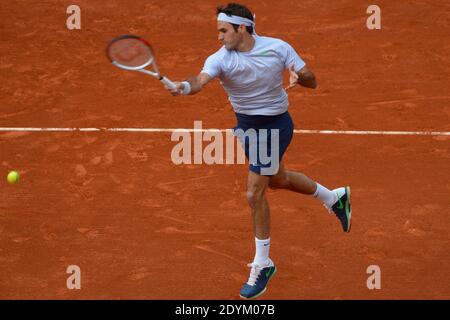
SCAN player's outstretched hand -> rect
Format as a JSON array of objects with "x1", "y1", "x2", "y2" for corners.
[
  {"x1": 166, "y1": 82, "x2": 184, "y2": 96},
  {"x1": 285, "y1": 65, "x2": 299, "y2": 91}
]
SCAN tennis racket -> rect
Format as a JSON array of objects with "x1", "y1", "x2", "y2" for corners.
[{"x1": 106, "y1": 35, "x2": 176, "y2": 90}]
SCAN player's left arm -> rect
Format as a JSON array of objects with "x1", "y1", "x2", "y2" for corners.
[{"x1": 287, "y1": 65, "x2": 317, "y2": 90}]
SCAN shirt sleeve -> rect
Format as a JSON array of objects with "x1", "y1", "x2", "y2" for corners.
[
  {"x1": 201, "y1": 53, "x2": 222, "y2": 79},
  {"x1": 282, "y1": 42, "x2": 306, "y2": 72}
]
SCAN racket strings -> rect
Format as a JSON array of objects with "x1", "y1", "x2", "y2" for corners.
[{"x1": 108, "y1": 38, "x2": 154, "y2": 69}]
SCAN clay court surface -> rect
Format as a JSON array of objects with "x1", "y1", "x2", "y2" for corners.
[{"x1": 1, "y1": 0, "x2": 449, "y2": 299}]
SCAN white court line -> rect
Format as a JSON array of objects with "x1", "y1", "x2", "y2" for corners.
[{"x1": 0, "y1": 127, "x2": 449, "y2": 136}]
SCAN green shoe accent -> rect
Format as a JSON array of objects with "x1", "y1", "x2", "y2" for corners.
[{"x1": 337, "y1": 196, "x2": 344, "y2": 209}]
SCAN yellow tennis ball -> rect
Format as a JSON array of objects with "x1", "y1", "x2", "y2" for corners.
[{"x1": 7, "y1": 171, "x2": 20, "y2": 184}]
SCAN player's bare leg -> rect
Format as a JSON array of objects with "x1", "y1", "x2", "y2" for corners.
[
  {"x1": 240, "y1": 171, "x2": 277, "y2": 299},
  {"x1": 269, "y1": 161, "x2": 352, "y2": 233},
  {"x1": 247, "y1": 171, "x2": 271, "y2": 239},
  {"x1": 268, "y1": 162, "x2": 316, "y2": 194}
]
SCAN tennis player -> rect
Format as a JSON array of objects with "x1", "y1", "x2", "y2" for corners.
[{"x1": 166, "y1": 3, "x2": 352, "y2": 299}]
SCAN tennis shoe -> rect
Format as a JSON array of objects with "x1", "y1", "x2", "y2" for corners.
[
  {"x1": 239, "y1": 258, "x2": 277, "y2": 299},
  {"x1": 324, "y1": 186, "x2": 352, "y2": 232}
]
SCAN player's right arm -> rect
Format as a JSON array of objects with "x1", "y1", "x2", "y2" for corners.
[
  {"x1": 167, "y1": 73, "x2": 212, "y2": 96},
  {"x1": 167, "y1": 50, "x2": 222, "y2": 96},
  {"x1": 296, "y1": 66, "x2": 317, "y2": 89}
]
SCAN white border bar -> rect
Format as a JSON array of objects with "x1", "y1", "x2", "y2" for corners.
[{"x1": 0, "y1": 127, "x2": 449, "y2": 136}]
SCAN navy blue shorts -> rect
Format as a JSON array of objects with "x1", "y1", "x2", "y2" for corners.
[{"x1": 233, "y1": 111, "x2": 294, "y2": 176}]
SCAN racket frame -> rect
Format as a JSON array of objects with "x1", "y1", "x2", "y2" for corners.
[{"x1": 106, "y1": 35, "x2": 176, "y2": 89}]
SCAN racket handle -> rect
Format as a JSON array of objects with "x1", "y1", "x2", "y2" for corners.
[{"x1": 160, "y1": 76, "x2": 177, "y2": 90}]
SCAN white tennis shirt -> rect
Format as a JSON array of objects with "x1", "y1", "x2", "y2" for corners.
[{"x1": 201, "y1": 36, "x2": 305, "y2": 116}]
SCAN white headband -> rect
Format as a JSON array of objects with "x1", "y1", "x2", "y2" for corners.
[{"x1": 217, "y1": 12, "x2": 256, "y2": 33}]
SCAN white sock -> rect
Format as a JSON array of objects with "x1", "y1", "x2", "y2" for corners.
[
  {"x1": 253, "y1": 237, "x2": 270, "y2": 266},
  {"x1": 313, "y1": 183, "x2": 337, "y2": 208}
]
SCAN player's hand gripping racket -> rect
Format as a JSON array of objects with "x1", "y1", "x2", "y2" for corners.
[{"x1": 106, "y1": 35, "x2": 176, "y2": 90}]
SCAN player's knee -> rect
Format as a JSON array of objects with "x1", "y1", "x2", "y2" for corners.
[{"x1": 246, "y1": 189, "x2": 264, "y2": 208}]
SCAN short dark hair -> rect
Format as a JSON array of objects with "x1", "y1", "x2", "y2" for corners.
[{"x1": 217, "y1": 3, "x2": 254, "y2": 34}]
